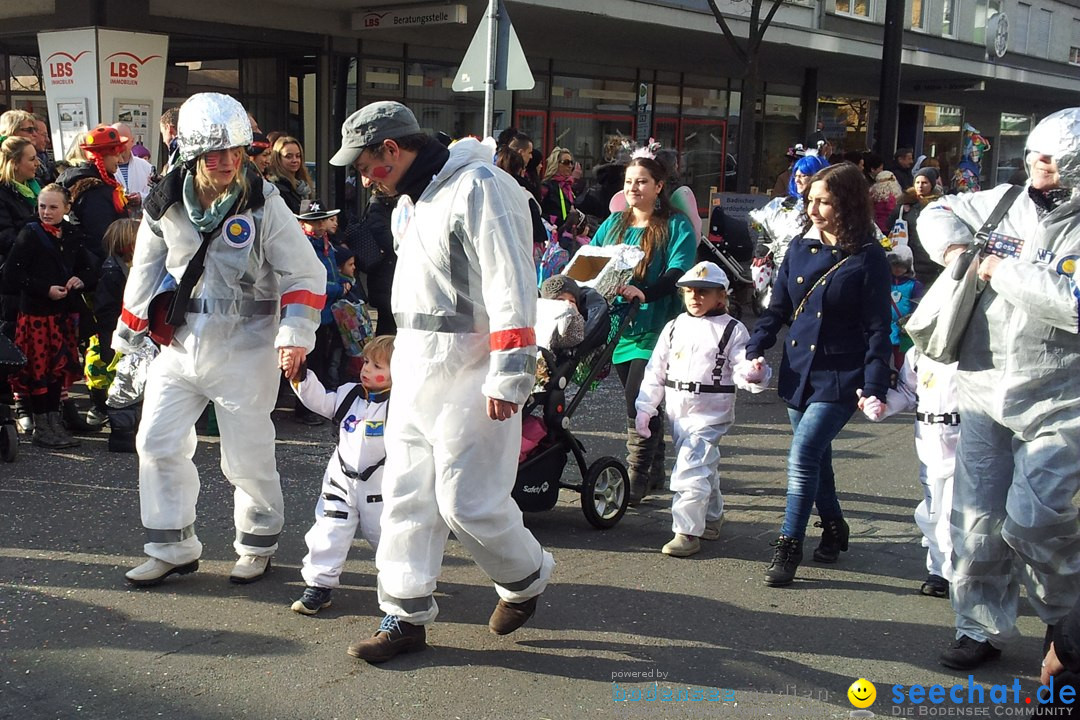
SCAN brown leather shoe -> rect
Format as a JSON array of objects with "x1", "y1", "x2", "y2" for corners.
[
  {"x1": 347, "y1": 615, "x2": 426, "y2": 663},
  {"x1": 488, "y1": 595, "x2": 539, "y2": 635}
]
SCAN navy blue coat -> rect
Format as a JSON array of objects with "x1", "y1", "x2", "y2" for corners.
[{"x1": 746, "y1": 232, "x2": 892, "y2": 411}]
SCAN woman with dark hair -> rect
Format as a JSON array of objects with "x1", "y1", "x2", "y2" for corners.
[
  {"x1": 590, "y1": 155, "x2": 698, "y2": 505},
  {"x1": 495, "y1": 146, "x2": 548, "y2": 248},
  {"x1": 744, "y1": 162, "x2": 892, "y2": 587},
  {"x1": 267, "y1": 136, "x2": 314, "y2": 214}
]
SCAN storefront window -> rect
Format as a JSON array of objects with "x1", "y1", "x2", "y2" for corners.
[
  {"x1": 818, "y1": 96, "x2": 874, "y2": 152},
  {"x1": 362, "y1": 60, "x2": 403, "y2": 96},
  {"x1": 923, "y1": 104, "x2": 964, "y2": 184},
  {"x1": 996, "y1": 113, "x2": 1033, "y2": 184},
  {"x1": 682, "y1": 85, "x2": 728, "y2": 118},
  {"x1": 911, "y1": 0, "x2": 926, "y2": 29},
  {"x1": 550, "y1": 75, "x2": 635, "y2": 113},
  {"x1": 179, "y1": 60, "x2": 239, "y2": 95},
  {"x1": 9, "y1": 55, "x2": 39, "y2": 92}
]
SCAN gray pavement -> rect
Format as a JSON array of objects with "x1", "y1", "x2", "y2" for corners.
[{"x1": 0, "y1": 363, "x2": 1063, "y2": 720}]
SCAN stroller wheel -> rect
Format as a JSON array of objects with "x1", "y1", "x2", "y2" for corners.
[
  {"x1": 581, "y1": 456, "x2": 629, "y2": 529},
  {"x1": 1, "y1": 423, "x2": 17, "y2": 462}
]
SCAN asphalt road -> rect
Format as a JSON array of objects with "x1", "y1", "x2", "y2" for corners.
[{"x1": 0, "y1": 347, "x2": 1065, "y2": 720}]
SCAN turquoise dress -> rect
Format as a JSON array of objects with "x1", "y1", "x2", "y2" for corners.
[{"x1": 590, "y1": 212, "x2": 698, "y2": 363}]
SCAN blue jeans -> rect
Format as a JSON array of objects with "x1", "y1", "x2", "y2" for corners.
[{"x1": 780, "y1": 402, "x2": 856, "y2": 540}]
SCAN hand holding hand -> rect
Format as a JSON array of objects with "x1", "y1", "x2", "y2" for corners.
[
  {"x1": 634, "y1": 411, "x2": 652, "y2": 439},
  {"x1": 857, "y1": 389, "x2": 885, "y2": 421},
  {"x1": 278, "y1": 346, "x2": 305, "y2": 381},
  {"x1": 487, "y1": 397, "x2": 519, "y2": 421},
  {"x1": 743, "y1": 357, "x2": 767, "y2": 383}
]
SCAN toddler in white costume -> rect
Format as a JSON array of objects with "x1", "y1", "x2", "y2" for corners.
[
  {"x1": 862, "y1": 346, "x2": 959, "y2": 597},
  {"x1": 290, "y1": 336, "x2": 394, "y2": 615},
  {"x1": 635, "y1": 261, "x2": 769, "y2": 557}
]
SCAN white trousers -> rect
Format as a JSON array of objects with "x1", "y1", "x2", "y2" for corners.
[
  {"x1": 670, "y1": 421, "x2": 729, "y2": 537},
  {"x1": 375, "y1": 331, "x2": 553, "y2": 625},
  {"x1": 912, "y1": 422, "x2": 959, "y2": 578},
  {"x1": 301, "y1": 464, "x2": 383, "y2": 588},
  {"x1": 136, "y1": 339, "x2": 282, "y2": 565}
]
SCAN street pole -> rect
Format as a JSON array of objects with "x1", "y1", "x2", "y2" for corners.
[
  {"x1": 483, "y1": 0, "x2": 497, "y2": 138},
  {"x1": 876, "y1": 0, "x2": 904, "y2": 156}
]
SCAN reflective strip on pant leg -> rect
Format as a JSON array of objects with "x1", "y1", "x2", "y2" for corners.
[
  {"x1": 324, "y1": 510, "x2": 349, "y2": 520},
  {"x1": 382, "y1": 593, "x2": 434, "y2": 615},
  {"x1": 146, "y1": 524, "x2": 195, "y2": 543},
  {"x1": 495, "y1": 565, "x2": 542, "y2": 593},
  {"x1": 238, "y1": 531, "x2": 280, "y2": 548}
]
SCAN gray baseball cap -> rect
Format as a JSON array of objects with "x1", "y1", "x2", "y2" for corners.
[{"x1": 330, "y1": 101, "x2": 423, "y2": 166}]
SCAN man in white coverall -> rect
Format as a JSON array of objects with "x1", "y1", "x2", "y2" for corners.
[
  {"x1": 114, "y1": 93, "x2": 327, "y2": 587},
  {"x1": 918, "y1": 108, "x2": 1080, "y2": 670},
  {"x1": 331, "y1": 101, "x2": 553, "y2": 664}
]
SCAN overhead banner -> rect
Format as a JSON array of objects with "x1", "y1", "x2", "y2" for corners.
[{"x1": 38, "y1": 28, "x2": 168, "y2": 163}]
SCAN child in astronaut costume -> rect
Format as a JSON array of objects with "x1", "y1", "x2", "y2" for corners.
[
  {"x1": 861, "y1": 347, "x2": 959, "y2": 598},
  {"x1": 114, "y1": 93, "x2": 327, "y2": 587},
  {"x1": 290, "y1": 336, "x2": 394, "y2": 615},
  {"x1": 634, "y1": 261, "x2": 769, "y2": 558}
]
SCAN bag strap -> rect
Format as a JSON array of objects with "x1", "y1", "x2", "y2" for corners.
[
  {"x1": 165, "y1": 229, "x2": 215, "y2": 326},
  {"x1": 333, "y1": 383, "x2": 367, "y2": 426},
  {"x1": 711, "y1": 318, "x2": 739, "y2": 383},
  {"x1": 949, "y1": 184, "x2": 1023, "y2": 281},
  {"x1": 792, "y1": 254, "x2": 853, "y2": 321}
]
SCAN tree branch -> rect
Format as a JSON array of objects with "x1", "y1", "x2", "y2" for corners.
[
  {"x1": 707, "y1": 0, "x2": 750, "y2": 68},
  {"x1": 752, "y1": 0, "x2": 787, "y2": 49}
]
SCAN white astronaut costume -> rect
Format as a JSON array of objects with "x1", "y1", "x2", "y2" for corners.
[
  {"x1": 114, "y1": 94, "x2": 326, "y2": 572},
  {"x1": 376, "y1": 137, "x2": 553, "y2": 625},
  {"x1": 872, "y1": 347, "x2": 960, "y2": 581},
  {"x1": 917, "y1": 108, "x2": 1080, "y2": 647},
  {"x1": 635, "y1": 263, "x2": 767, "y2": 538},
  {"x1": 292, "y1": 372, "x2": 387, "y2": 589}
]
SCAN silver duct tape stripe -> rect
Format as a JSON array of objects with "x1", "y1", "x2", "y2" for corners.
[
  {"x1": 282, "y1": 304, "x2": 321, "y2": 323},
  {"x1": 238, "y1": 532, "x2": 280, "y2": 548},
  {"x1": 187, "y1": 298, "x2": 277, "y2": 316},
  {"x1": 494, "y1": 565, "x2": 542, "y2": 592},
  {"x1": 383, "y1": 593, "x2": 434, "y2": 614},
  {"x1": 145, "y1": 524, "x2": 196, "y2": 543},
  {"x1": 490, "y1": 352, "x2": 537, "y2": 375},
  {"x1": 394, "y1": 312, "x2": 475, "y2": 333}
]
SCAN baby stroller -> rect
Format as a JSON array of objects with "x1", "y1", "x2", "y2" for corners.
[
  {"x1": 698, "y1": 205, "x2": 755, "y2": 319},
  {"x1": 0, "y1": 333, "x2": 26, "y2": 462},
  {"x1": 512, "y1": 291, "x2": 639, "y2": 529}
]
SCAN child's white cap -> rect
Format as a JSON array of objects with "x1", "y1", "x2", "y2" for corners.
[{"x1": 676, "y1": 261, "x2": 729, "y2": 290}]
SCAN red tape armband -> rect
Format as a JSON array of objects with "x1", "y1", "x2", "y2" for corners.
[
  {"x1": 490, "y1": 327, "x2": 536, "y2": 351},
  {"x1": 120, "y1": 306, "x2": 149, "y2": 332},
  {"x1": 281, "y1": 289, "x2": 326, "y2": 309}
]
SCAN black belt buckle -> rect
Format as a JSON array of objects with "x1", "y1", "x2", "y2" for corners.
[{"x1": 676, "y1": 380, "x2": 699, "y2": 393}]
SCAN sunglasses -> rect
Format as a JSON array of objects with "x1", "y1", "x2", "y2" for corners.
[
  {"x1": 18, "y1": 126, "x2": 36, "y2": 133},
  {"x1": 559, "y1": 158, "x2": 574, "y2": 166}
]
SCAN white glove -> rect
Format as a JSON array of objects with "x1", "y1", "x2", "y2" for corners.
[
  {"x1": 739, "y1": 357, "x2": 768, "y2": 384},
  {"x1": 635, "y1": 411, "x2": 652, "y2": 439},
  {"x1": 857, "y1": 389, "x2": 885, "y2": 422}
]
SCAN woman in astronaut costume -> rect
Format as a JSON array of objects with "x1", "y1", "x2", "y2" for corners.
[
  {"x1": 114, "y1": 93, "x2": 327, "y2": 587},
  {"x1": 917, "y1": 108, "x2": 1080, "y2": 669}
]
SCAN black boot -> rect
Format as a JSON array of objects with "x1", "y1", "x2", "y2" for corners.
[
  {"x1": 61, "y1": 398, "x2": 96, "y2": 433},
  {"x1": 626, "y1": 418, "x2": 651, "y2": 506},
  {"x1": 812, "y1": 516, "x2": 850, "y2": 563},
  {"x1": 764, "y1": 535, "x2": 803, "y2": 587}
]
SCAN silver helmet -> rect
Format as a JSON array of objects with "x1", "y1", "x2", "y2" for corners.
[
  {"x1": 1025, "y1": 107, "x2": 1080, "y2": 191},
  {"x1": 177, "y1": 93, "x2": 253, "y2": 163}
]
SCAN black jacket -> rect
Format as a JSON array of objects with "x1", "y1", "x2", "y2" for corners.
[
  {"x1": 270, "y1": 176, "x2": 304, "y2": 214},
  {"x1": 0, "y1": 182, "x2": 38, "y2": 323},
  {"x1": 2, "y1": 221, "x2": 97, "y2": 316},
  {"x1": 93, "y1": 255, "x2": 128, "y2": 363},
  {"x1": 58, "y1": 164, "x2": 127, "y2": 262}
]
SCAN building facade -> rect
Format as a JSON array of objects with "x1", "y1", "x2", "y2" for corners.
[{"x1": 0, "y1": 0, "x2": 1076, "y2": 210}]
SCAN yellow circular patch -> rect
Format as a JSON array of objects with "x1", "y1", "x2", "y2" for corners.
[{"x1": 848, "y1": 678, "x2": 876, "y2": 709}]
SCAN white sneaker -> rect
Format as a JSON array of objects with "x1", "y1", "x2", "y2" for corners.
[
  {"x1": 125, "y1": 557, "x2": 199, "y2": 587},
  {"x1": 701, "y1": 517, "x2": 724, "y2": 541},
  {"x1": 661, "y1": 534, "x2": 701, "y2": 557},
  {"x1": 229, "y1": 555, "x2": 272, "y2": 584}
]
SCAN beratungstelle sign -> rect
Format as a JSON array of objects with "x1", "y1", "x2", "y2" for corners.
[{"x1": 354, "y1": 4, "x2": 467, "y2": 30}]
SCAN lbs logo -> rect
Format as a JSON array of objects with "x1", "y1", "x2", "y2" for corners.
[
  {"x1": 45, "y1": 51, "x2": 91, "y2": 85},
  {"x1": 105, "y1": 52, "x2": 162, "y2": 85}
]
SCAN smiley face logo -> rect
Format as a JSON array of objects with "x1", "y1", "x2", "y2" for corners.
[{"x1": 848, "y1": 678, "x2": 876, "y2": 709}]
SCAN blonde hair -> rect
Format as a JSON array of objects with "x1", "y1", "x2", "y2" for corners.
[
  {"x1": 363, "y1": 335, "x2": 395, "y2": 368},
  {"x1": 268, "y1": 136, "x2": 313, "y2": 191},
  {"x1": 0, "y1": 136, "x2": 35, "y2": 185},
  {"x1": 64, "y1": 132, "x2": 90, "y2": 166},
  {"x1": 0, "y1": 110, "x2": 36, "y2": 137},
  {"x1": 193, "y1": 148, "x2": 249, "y2": 205},
  {"x1": 543, "y1": 146, "x2": 572, "y2": 182},
  {"x1": 103, "y1": 217, "x2": 139, "y2": 259}
]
